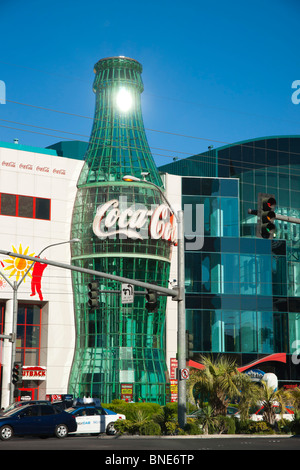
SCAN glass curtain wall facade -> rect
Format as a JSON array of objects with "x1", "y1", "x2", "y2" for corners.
[
  {"x1": 160, "y1": 136, "x2": 300, "y2": 386},
  {"x1": 69, "y1": 57, "x2": 172, "y2": 404}
]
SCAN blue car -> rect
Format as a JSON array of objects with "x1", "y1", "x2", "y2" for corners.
[{"x1": 0, "y1": 403, "x2": 77, "y2": 440}]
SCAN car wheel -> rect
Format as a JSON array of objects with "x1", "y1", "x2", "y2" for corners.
[
  {"x1": 54, "y1": 424, "x2": 68, "y2": 438},
  {"x1": 0, "y1": 425, "x2": 13, "y2": 441},
  {"x1": 106, "y1": 422, "x2": 117, "y2": 435}
]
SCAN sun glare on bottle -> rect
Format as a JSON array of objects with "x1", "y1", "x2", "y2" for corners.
[{"x1": 116, "y1": 87, "x2": 133, "y2": 112}]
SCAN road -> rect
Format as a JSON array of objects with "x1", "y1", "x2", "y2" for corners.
[{"x1": 0, "y1": 435, "x2": 299, "y2": 454}]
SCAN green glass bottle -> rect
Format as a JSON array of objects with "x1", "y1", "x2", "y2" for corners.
[{"x1": 69, "y1": 56, "x2": 172, "y2": 404}]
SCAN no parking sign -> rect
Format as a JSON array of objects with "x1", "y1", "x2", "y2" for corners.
[{"x1": 180, "y1": 368, "x2": 189, "y2": 380}]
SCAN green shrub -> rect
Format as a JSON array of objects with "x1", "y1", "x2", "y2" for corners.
[
  {"x1": 164, "y1": 421, "x2": 178, "y2": 435},
  {"x1": 139, "y1": 421, "x2": 161, "y2": 435},
  {"x1": 235, "y1": 418, "x2": 252, "y2": 434},
  {"x1": 184, "y1": 420, "x2": 202, "y2": 435},
  {"x1": 114, "y1": 419, "x2": 136, "y2": 435},
  {"x1": 290, "y1": 412, "x2": 300, "y2": 435},
  {"x1": 276, "y1": 418, "x2": 292, "y2": 434},
  {"x1": 217, "y1": 415, "x2": 236, "y2": 434},
  {"x1": 103, "y1": 401, "x2": 161, "y2": 421},
  {"x1": 151, "y1": 403, "x2": 179, "y2": 435},
  {"x1": 163, "y1": 403, "x2": 178, "y2": 421},
  {"x1": 247, "y1": 421, "x2": 275, "y2": 434}
]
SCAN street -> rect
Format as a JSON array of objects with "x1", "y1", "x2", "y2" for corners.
[{"x1": 0, "y1": 435, "x2": 299, "y2": 454}]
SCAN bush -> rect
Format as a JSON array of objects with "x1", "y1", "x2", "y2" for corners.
[
  {"x1": 114, "y1": 417, "x2": 162, "y2": 435},
  {"x1": 184, "y1": 420, "x2": 202, "y2": 435},
  {"x1": 114, "y1": 419, "x2": 136, "y2": 435},
  {"x1": 290, "y1": 411, "x2": 300, "y2": 435},
  {"x1": 235, "y1": 418, "x2": 252, "y2": 434},
  {"x1": 216, "y1": 415, "x2": 236, "y2": 434},
  {"x1": 163, "y1": 402, "x2": 178, "y2": 421},
  {"x1": 103, "y1": 401, "x2": 161, "y2": 421},
  {"x1": 152, "y1": 403, "x2": 179, "y2": 435},
  {"x1": 139, "y1": 421, "x2": 161, "y2": 435},
  {"x1": 247, "y1": 421, "x2": 275, "y2": 434},
  {"x1": 164, "y1": 421, "x2": 178, "y2": 435},
  {"x1": 276, "y1": 418, "x2": 292, "y2": 434}
]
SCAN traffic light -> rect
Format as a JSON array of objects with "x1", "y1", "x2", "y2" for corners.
[
  {"x1": 12, "y1": 362, "x2": 21, "y2": 384},
  {"x1": 145, "y1": 289, "x2": 158, "y2": 312},
  {"x1": 256, "y1": 193, "x2": 276, "y2": 239},
  {"x1": 87, "y1": 281, "x2": 99, "y2": 309},
  {"x1": 186, "y1": 330, "x2": 194, "y2": 360}
]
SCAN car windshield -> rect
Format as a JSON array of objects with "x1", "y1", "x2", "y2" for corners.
[{"x1": 1, "y1": 402, "x2": 26, "y2": 414}]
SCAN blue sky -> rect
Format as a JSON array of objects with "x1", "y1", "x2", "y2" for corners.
[{"x1": 0, "y1": 0, "x2": 299, "y2": 167}]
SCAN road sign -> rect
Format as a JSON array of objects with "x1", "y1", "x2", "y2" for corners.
[
  {"x1": 180, "y1": 368, "x2": 189, "y2": 380},
  {"x1": 121, "y1": 283, "x2": 134, "y2": 304}
]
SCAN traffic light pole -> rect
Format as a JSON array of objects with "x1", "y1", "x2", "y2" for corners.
[
  {"x1": 10, "y1": 282, "x2": 18, "y2": 403},
  {"x1": 0, "y1": 269, "x2": 17, "y2": 403},
  {"x1": 177, "y1": 210, "x2": 187, "y2": 429},
  {"x1": 248, "y1": 209, "x2": 300, "y2": 224},
  {"x1": 0, "y1": 243, "x2": 186, "y2": 422},
  {"x1": 0, "y1": 250, "x2": 178, "y2": 298}
]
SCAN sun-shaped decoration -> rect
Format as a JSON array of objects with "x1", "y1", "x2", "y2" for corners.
[{"x1": 3, "y1": 244, "x2": 35, "y2": 282}]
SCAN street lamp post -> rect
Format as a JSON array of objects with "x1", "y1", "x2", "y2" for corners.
[
  {"x1": 122, "y1": 175, "x2": 187, "y2": 428},
  {"x1": 0, "y1": 238, "x2": 80, "y2": 404}
]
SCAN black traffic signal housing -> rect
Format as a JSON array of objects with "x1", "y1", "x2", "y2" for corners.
[
  {"x1": 88, "y1": 281, "x2": 99, "y2": 309},
  {"x1": 12, "y1": 362, "x2": 21, "y2": 384},
  {"x1": 145, "y1": 289, "x2": 158, "y2": 312},
  {"x1": 256, "y1": 193, "x2": 276, "y2": 239},
  {"x1": 186, "y1": 330, "x2": 194, "y2": 360}
]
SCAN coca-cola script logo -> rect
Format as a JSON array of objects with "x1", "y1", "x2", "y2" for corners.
[
  {"x1": 2, "y1": 161, "x2": 16, "y2": 167},
  {"x1": 93, "y1": 199, "x2": 177, "y2": 243}
]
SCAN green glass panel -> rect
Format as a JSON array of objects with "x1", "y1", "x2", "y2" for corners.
[{"x1": 69, "y1": 57, "x2": 171, "y2": 404}]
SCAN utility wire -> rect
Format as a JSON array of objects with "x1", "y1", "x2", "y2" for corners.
[
  {"x1": 1, "y1": 120, "x2": 300, "y2": 178},
  {"x1": 6, "y1": 98, "x2": 297, "y2": 152}
]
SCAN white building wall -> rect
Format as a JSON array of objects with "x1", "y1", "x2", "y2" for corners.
[{"x1": 0, "y1": 145, "x2": 83, "y2": 407}]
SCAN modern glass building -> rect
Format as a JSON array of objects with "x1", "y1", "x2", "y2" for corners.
[
  {"x1": 69, "y1": 57, "x2": 173, "y2": 404},
  {"x1": 160, "y1": 136, "x2": 300, "y2": 387}
]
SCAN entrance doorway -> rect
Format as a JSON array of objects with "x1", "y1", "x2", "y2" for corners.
[{"x1": 17, "y1": 387, "x2": 37, "y2": 401}]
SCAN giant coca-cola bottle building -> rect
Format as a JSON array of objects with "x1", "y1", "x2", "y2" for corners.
[{"x1": 69, "y1": 56, "x2": 173, "y2": 404}]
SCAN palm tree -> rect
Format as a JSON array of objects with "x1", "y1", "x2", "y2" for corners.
[
  {"x1": 188, "y1": 355, "x2": 254, "y2": 416},
  {"x1": 258, "y1": 381, "x2": 290, "y2": 426},
  {"x1": 237, "y1": 376, "x2": 262, "y2": 421},
  {"x1": 284, "y1": 386, "x2": 300, "y2": 412},
  {"x1": 198, "y1": 404, "x2": 219, "y2": 434}
]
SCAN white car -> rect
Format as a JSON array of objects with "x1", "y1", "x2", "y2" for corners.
[
  {"x1": 66, "y1": 405, "x2": 126, "y2": 435},
  {"x1": 249, "y1": 405, "x2": 294, "y2": 422}
]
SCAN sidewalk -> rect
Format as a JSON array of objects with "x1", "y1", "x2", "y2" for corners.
[{"x1": 97, "y1": 433, "x2": 298, "y2": 439}]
